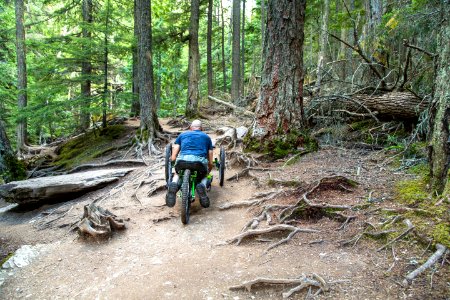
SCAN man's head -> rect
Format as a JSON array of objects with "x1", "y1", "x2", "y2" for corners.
[{"x1": 190, "y1": 119, "x2": 202, "y2": 130}]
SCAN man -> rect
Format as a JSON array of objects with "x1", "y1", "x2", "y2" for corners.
[{"x1": 166, "y1": 119, "x2": 213, "y2": 208}]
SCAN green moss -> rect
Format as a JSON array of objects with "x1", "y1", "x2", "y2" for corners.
[
  {"x1": 395, "y1": 178, "x2": 429, "y2": 205},
  {"x1": 244, "y1": 129, "x2": 318, "y2": 160},
  {"x1": 0, "y1": 252, "x2": 14, "y2": 266},
  {"x1": 432, "y1": 223, "x2": 450, "y2": 248},
  {"x1": 54, "y1": 125, "x2": 125, "y2": 169},
  {"x1": 1, "y1": 153, "x2": 26, "y2": 183}
]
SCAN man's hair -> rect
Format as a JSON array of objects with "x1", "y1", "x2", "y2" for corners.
[{"x1": 191, "y1": 119, "x2": 202, "y2": 128}]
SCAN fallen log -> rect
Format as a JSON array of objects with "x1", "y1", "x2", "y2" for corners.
[
  {"x1": 0, "y1": 168, "x2": 134, "y2": 206},
  {"x1": 208, "y1": 95, "x2": 255, "y2": 117},
  {"x1": 353, "y1": 92, "x2": 428, "y2": 119}
]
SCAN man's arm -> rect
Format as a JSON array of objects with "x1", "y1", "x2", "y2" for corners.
[
  {"x1": 171, "y1": 144, "x2": 180, "y2": 161},
  {"x1": 208, "y1": 149, "x2": 213, "y2": 172}
]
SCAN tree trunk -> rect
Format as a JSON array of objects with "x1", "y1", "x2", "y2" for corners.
[
  {"x1": 136, "y1": 0, "x2": 159, "y2": 136},
  {"x1": 0, "y1": 119, "x2": 25, "y2": 183},
  {"x1": 260, "y1": 0, "x2": 265, "y2": 60},
  {"x1": 429, "y1": 7, "x2": 450, "y2": 195},
  {"x1": 15, "y1": 0, "x2": 27, "y2": 152},
  {"x1": 185, "y1": 0, "x2": 200, "y2": 118},
  {"x1": 207, "y1": 0, "x2": 214, "y2": 96},
  {"x1": 231, "y1": 0, "x2": 241, "y2": 105},
  {"x1": 102, "y1": 0, "x2": 110, "y2": 129},
  {"x1": 80, "y1": 0, "x2": 93, "y2": 130},
  {"x1": 315, "y1": 0, "x2": 330, "y2": 93},
  {"x1": 241, "y1": 0, "x2": 246, "y2": 98},
  {"x1": 155, "y1": 51, "x2": 162, "y2": 109},
  {"x1": 252, "y1": 0, "x2": 306, "y2": 138},
  {"x1": 220, "y1": 0, "x2": 227, "y2": 93},
  {"x1": 131, "y1": 0, "x2": 140, "y2": 117}
]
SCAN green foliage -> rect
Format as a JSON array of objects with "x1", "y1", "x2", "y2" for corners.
[
  {"x1": 0, "y1": 153, "x2": 27, "y2": 183},
  {"x1": 54, "y1": 125, "x2": 125, "y2": 169},
  {"x1": 395, "y1": 178, "x2": 429, "y2": 205}
]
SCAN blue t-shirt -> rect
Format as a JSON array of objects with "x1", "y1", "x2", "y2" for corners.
[{"x1": 175, "y1": 130, "x2": 213, "y2": 158}]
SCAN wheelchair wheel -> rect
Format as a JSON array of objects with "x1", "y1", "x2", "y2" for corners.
[
  {"x1": 219, "y1": 146, "x2": 225, "y2": 187},
  {"x1": 181, "y1": 169, "x2": 191, "y2": 225},
  {"x1": 164, "y1": 143, "x2": 172, "y2": 185}
]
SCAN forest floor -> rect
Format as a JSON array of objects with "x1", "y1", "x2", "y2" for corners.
[{"x1": 0, "y1": 115, "x2": 448, "y2": 299}]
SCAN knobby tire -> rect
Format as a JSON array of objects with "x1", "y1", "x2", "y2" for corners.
[
  {"x1": 181, "y1": 169, "x2": 191, "y2": 224},
  {"x1": 165, "y1": 144, "x2": 172, "y2": 185},
  {"x1": 219, "y1": 146, "x2": 225, "y2": 187}
]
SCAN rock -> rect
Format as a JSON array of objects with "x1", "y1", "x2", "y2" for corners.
[{"x1": 0, "y1": 168, "x2": 134, "y2": 206}]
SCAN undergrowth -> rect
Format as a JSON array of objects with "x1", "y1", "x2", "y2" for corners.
[
  {"x1": 394, "y1": 162, "x2": 450, "y2": 248},
  {"x1": 53, "y1": 125, "x2": 126, "y2": 169}
]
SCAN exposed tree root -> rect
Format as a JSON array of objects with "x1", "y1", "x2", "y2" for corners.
[
  {"x1": 229, "y1": 273, "x2": 332, "y2": 299},
  {"x1": 76, "y1": 202, "x2": 126, "y2": 238},
  {"x1": 218, "y1": 190, "x2": 285, "y2": 210},
  {"x1": 227, "y1": 150, "x2": 259, "y2": 167},
  {"x1": 377, "y1": 219, "x2": 414, "y2": 252},
  {"x1": 227, "y1": 167, "x2": 274, "y2": 181},
  {"x1": 403, "y1": 243, "x2": 448, "y2": 286},
  {"x1": 226, "y1": 224, "x2": 319, "y2": 251}
]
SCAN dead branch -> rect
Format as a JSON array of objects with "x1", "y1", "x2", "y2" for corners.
[
  {"x1": 377, "y1": 219, "x2": 414, "y2": 252},
  {"x1": 402, "y1": 39, "x2": 437, "y2": 58},
  {"x1": 208, "y1": 95, "x2": 255, "y2": 117},
  {"x1": 403, "y1": 243, "x2": 448, "y2": 286}
]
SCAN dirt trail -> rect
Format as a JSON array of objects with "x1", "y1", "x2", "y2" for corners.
[{"x1": 0, "y1": 119, "x2": 447, "y2": 299}]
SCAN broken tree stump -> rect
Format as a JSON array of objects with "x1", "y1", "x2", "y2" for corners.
[{"x1": 77, "y1": 202, "x2": 126, "y2": 238}]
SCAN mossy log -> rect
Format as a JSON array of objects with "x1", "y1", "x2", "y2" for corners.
[{"x1": 0, "y1": 168, "x2": 134, "y2": 206}]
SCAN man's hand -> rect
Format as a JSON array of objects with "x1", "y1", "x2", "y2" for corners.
[{"x1": 208, "y1": 149, "x2": 214, "y2": 172}]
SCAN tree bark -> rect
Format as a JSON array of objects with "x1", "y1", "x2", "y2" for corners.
[
  {"x1": 185, "y1": 0, "x2": 200, "y2": 118},
  {"x1": 131, "y1": 0, "x2": 140, "y2": 117},
  {"x1": 207, "y1": 0, "x2": 214, "y2": 96},
  {"x1": 429, "y1": 6, "x2": 450, "y2": 195},
  {"x1": 0, "y1": 120, "x2": 23, "y2": 183},
  {"x1": 252, "y1": 0, "x2": 306, "y2": 138},
  {"x1": 231, "y1": 0, "x2": 241, "y2": 105},
  {"x1": 102, "y1": 0, "x2": 110, "y2": 129},
  {"x1": 136, "y1": 0, "x2": 159, "y2": 136},
  {"x1": 352, "y1": 92, "x2": 428, "y2": 120},
  {"x1": 260, "y1": 0, "x2": 265, "y2": 59},
  {"x1": 220, "y1": 0, "x2": 227, "y2": 93},
  {"x1": 80, "y1": 0, "x2": 93, "y2": 130},
  {"x1": 315, "y1": 0, "x2": 330, "y2": 93},
  {"x1": 241, "y1": 0, "x2": 246, "y2": 98},
  {"x1": 15, "y1": 0, "x2": 27, "y2": 152}
]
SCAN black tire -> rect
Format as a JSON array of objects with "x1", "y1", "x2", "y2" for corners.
[
  {"x1": 219, "y1": 146, "x2": 225, "y2": 187},
  {"x1": 165, "y1": 143, "x2": 172, "y2": 185},
  {"x1": 181, "y1": 169, "x2": 191, "y2": 224}
]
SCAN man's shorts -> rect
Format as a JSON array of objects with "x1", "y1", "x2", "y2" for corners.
[{"x1": 175, "y1": 154, "x2": 208, "y2": 181}]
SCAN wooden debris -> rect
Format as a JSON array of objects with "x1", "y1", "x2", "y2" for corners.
[
  {"x1": 77, "y1": 202, "x2": 126, "y2": 238},
  {"x1": 403, "y1": 243, "x2": 448, "y2": 286},
  {"x1": 229, "y1": 273, "x2": 333, "y2": 299}
]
